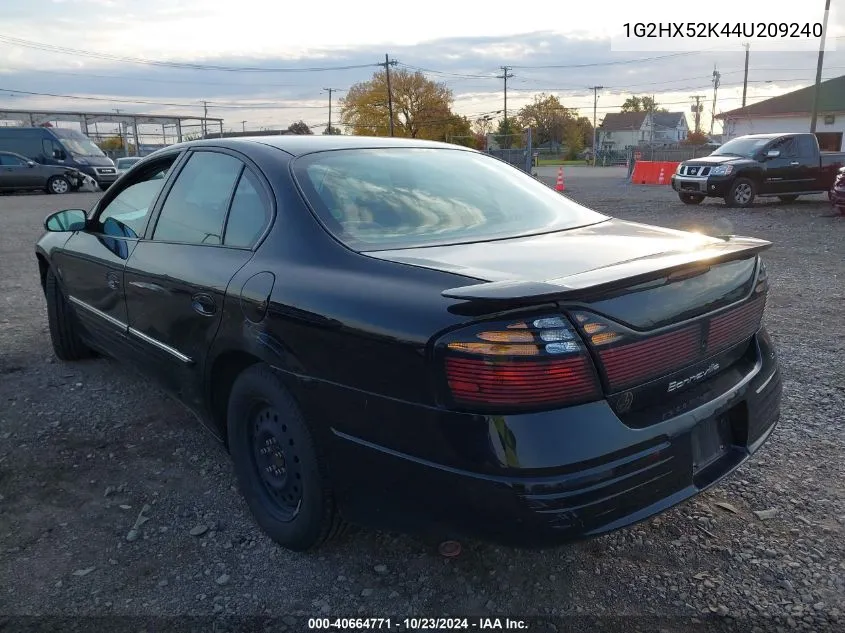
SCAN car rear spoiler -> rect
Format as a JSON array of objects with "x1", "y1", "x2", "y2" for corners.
[{"x1": 441, "y1": 236, "x2": 772, "y2": 302}]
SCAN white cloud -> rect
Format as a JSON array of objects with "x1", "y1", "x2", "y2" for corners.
[{"x1": 1, "y1": 1, "x2": 844, "y2": 136}]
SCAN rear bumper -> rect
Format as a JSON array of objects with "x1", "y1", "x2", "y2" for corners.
[
  {"x1": 320, "y1": 330, "x2": 781, "y2": 547},
  {"x1": 671, "y1": 174, "x2": 732, "y2": 197}
]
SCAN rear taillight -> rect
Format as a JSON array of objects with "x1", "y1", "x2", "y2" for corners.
[
  {"x1": 571, "y1": 259, "x2": 768, "y2": 392},
  {"x1": 571, "y1": 311, "x2": 702, "y2": 392},
  {"x1": 437, "y1": 314, "x2": 600, "y2": 411}
]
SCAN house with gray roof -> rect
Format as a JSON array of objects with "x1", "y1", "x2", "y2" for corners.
[{"x1": 597, "y1": 111, "x2": 689, "y2": 149}]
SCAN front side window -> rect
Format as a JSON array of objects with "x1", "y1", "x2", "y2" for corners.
[
  {"x1": 97, "y1": 156, "x2": 177, "y2": 238},
  {"x1": 292, "y1": 148, "x2": 607, "y2": 251},
  {"x1": 153, "y1": 151, "x2": 244, "y2": 245}
]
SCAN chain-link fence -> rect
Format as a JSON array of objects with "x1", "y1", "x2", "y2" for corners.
[{"x1": 486, "y1": 130, "x2": 534, "y2": 173}]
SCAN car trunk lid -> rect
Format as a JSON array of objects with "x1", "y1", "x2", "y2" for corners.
[{"x1": 368, "y1": 218, "x2": 771, "y2": 401}]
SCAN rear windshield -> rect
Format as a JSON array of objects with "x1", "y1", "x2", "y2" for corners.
[{"x1": 291, "y1": 148, "x2": 608, "y2": 251}]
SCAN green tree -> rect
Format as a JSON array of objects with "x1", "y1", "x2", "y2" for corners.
[
  {"x1": 515, "y1": 93, "x2": 576, "y2": 146},
  {"x1": 495, "y1": 118, "x2": 523, "y2": 149},
  {"x1": 322, "y1": 125, "x2": 342, "y2": 135},
  {"x1": 340, "y1": 69, "x2": 457, "y2": 139},
  {"x1": 621, "y1": 96, "x2": 668, "y2": 113},
  {"x1": 287, "y1": 120, "x2": 313, "y2": 135}
]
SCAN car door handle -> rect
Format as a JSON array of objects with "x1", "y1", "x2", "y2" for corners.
[
  {"x1": 191, "y1": 293, "x2": 217, "y2": 316},
  {"x1": 790, "y1": 161, "x2": 800, "y2": 166}
]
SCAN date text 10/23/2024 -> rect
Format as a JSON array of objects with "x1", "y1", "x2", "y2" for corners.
[{"x1": 308, "y1": 617, "x2": 529, "y2": 630}]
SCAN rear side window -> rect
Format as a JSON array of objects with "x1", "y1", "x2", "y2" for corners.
[
  {"x1": 153, "y1": 151, "x2": 243, "y2": 245},
  {"x1": 292, "y1": 148, "x2": 607, "y2": 251},
  {"x1": 224, "y1": 170, "x2": 270, "y2": 248},
  {"x1": 771, "y1": 137, "x2": 797, "y2": 157},
  {"x1": 797, "y1": 135, "x2": 817, "y2": 157}
]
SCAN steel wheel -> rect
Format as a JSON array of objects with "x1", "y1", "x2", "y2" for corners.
[{"x1": 249, "y1": 403, "x2": 303, "y2": 521}]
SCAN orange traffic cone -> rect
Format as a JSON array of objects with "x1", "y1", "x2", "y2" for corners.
[
  {"x1": 658, "y1": 166, "x2": 665, "y2": 185},
  {"x1": 555, "y1": 166, "x2": 565, "y2": 192}
]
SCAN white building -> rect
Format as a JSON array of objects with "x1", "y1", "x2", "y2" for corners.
[
  {"x1": 717, "y1": 75, "x2": 845, "y2": 151},
  {"x1": 596, "y1": 111, "x2": 689, "y2": 150}
]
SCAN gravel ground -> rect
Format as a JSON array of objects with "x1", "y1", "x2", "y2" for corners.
[{"x1": 0, "y1": 177, "x2": 843, "y2": 631}]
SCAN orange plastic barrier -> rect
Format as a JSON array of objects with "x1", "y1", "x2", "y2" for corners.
[{"x1": 630, "y1": 160, "x2": 681, "y2": 185}]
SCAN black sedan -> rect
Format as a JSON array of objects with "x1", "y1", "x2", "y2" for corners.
[
  {"x1": 1, "y1": 150, "x2": 84, "y2": 194},
  {"x1": 34, "y1": 136, "x2": 782, "y2": 551}
]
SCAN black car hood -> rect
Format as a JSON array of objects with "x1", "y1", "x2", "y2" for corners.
[
  {"x1": 365, "y1": 218, "x2": 726, "y2": 283},
  {"x1": 684, "y1": 154, "x2": 753, "y2": 166}
]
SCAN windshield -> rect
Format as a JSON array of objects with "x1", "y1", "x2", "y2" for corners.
[
  {"x1": 711, "y1": 137, "x2": 772, "y2": 158},
  {"x1": 52, "y1": 128, "x2": 106, "y2": 158},
  {"x1": 291, "y1": 148, "x2": 608, "y2": 251}
]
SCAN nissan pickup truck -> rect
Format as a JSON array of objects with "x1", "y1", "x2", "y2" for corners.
[{"x1": 671, "y1": 132, "x2": 845, "y2": 207}]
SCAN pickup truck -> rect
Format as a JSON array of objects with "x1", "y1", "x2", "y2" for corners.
[{"x1": 671, "y1": 132, "x2": 845, "y2": 207}]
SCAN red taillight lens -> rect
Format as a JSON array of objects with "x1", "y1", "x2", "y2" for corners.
[{"x1": 437, "y1": 314, "x2": 600, "y2": 411}]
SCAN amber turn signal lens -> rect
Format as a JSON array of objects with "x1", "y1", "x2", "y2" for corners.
[
  {"x1": 476, "y1": 331, "x2": 536, "y2": 343},
  {"x1": 446, "y1": 342, "x2": 541, "y2": 356}
]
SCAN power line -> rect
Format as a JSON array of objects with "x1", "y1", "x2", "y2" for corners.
[
  {"x1": 509, "y1": 50, "x2": 705, "y2": 69},
  {"x1": 0, "y1": 87, "x2": 327, "y2": 110},
  {"x1": 0, "y1": 34, "x2": 380, "y2": 73}
]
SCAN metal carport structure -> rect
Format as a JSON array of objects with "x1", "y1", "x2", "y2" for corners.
[{"x1": 0, "y1": 108, "x2": 225, "y2": 153}]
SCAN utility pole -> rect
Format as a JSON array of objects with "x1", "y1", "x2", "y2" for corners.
[
  {"x1": 710, "y1": 66, "x2": 721, "y2": 136},
  {"x1": 323, "y1": 88, "x2": 342, "y2": 134},
  {"x1": 379, "y1": 54, "x2": 398, "y2": 136},
  {"x1": 741, "y1": 43, "x2": 751, "y2": 108},
  {"x1": 691, "y1": 95, "x2": 705, "y2": 134},
  {"x1": 201, "y1": 100, "x2": 208, "y2": 138},
  {"x1": 649, "y1": 94, "x2": 656, "y2": 145},
  {"x1": 589, "y1": 86, "x2": 603, "y2": 166},
  {"x1": 497, "y1": 66, "x2": 514, "y2": 124},
  {"x1": 810, "y1": 0, "x2": 832, "y2": 133}
]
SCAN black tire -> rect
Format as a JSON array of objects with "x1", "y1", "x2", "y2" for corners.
[
  {"x1": 678, "y1": 192, "x2": 705, "y2": 205},
  {"x1": 226, "y1": 364, "x2": 345, "y2": 551},
  {"x1": 725, "y1": 177, "x2": 756, "y2": 208},
  {"x1": 45, "y1": 268, "x2": 92, "y2": 361},
  {"x1": 46, "y1": 176, "x2": 70, "y2": 195},
  {"x1": 778, "y1": 195, "x2": 799, "y2": 203}
]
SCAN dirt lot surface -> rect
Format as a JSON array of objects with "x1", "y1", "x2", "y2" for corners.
[{"x1": 1, "y1": 175, "x2": 843, "y2": 631}]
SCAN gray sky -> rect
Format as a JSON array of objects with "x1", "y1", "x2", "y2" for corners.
[{"x1": 1, "y1": 0, "x2": 843, "y2": 136}]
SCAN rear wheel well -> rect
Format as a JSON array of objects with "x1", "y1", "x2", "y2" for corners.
[{"x1": 209, "y1": 350, "x2": 262, "y2": 446}]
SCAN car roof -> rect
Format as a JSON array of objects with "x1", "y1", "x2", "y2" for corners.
[
  {"x1": 161, "y1": 135, "x2": 478, "y2": 158},
  {"x1": 737, "y1": 133, "x2": 794, "y2": 139}
]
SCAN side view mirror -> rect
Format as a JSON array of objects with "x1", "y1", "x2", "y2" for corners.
[
  {"x1": 765, "y1": 150, "x2": 780, "y2": 158},
  {"x1": 27, "y1": 160, "x2": 36, "y2": 168},
  {"x1": 44, "y1": 209, "x2": 88, "y2": 232},
  {"x1": 52, "y1": 149, "x2": 65, "y2": 160}
]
